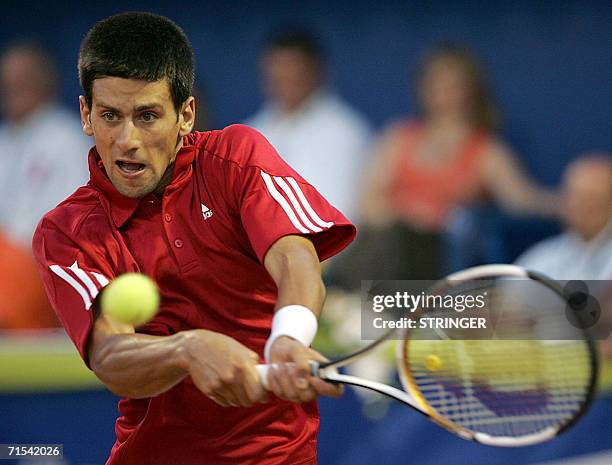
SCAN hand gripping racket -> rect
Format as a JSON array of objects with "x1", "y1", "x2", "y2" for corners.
[{"x1": 256, "y1": 264, "x2": 599, "y2": 447}]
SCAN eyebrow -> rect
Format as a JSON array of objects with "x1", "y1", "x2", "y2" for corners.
[
  {"x1": 95, "y1": 102, "x2": 164, "y2": 112},
  {"x1": 135, "y1": 103, "x2": 164, "y2": 112}
]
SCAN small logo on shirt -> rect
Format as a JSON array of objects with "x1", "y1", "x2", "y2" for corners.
[{"x1": 201, "y1": 203, "x2": 213, "y2": 220}]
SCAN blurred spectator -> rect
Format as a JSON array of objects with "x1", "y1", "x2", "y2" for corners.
[
  {"x1": 0, "y1": 41, "x2": 89, "y2": 247},
  {"x1": 340, "y1": 44, "x2": 557, "y2": 283},
  {"x1": 246, "y1": 28, "x2": 371, "y2": 222},
  {"x1": 0, "y1": 42, "x2": 86, "y2": 329},
  {"x1": 515, "y1": 154, "x2": 612, "y2": 279}
]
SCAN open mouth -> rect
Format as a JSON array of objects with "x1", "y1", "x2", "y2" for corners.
[{"x1": 116, "y1": 160, "x2": 146, "y2": 174}]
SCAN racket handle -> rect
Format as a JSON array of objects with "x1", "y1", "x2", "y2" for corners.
[
  {"x1": 255, "y1": 362, "x2": 321, "y2": 391},
  {"x1": 255, "y1": 364, "x2": 271, "y2": 390}
]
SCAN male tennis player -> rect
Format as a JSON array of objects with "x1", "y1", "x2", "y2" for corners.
[{"x1": 32, "y1": 12, "x2": 355, "y2": 465}]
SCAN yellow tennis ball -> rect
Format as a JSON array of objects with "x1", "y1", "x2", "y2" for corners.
[
  {"x1": 425, "y1": 354, "x2": 443, "y2": 371},
  {"x1": 101, "y1": 273, "x2": 160, "y2": 326}
]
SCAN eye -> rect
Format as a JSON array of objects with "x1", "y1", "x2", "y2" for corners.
[
  {"x1": 141, "y1": 111, "x2": 157, "y2": 122},
  {"x1": 102, "y1": 111, "x2": 117, "y2": 122}
]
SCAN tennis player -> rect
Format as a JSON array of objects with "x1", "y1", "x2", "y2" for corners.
[{"x1": 32, "y1": 12, "x2": 355, "y2": 465}]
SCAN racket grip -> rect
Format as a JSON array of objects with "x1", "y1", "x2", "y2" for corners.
[
  {"x1": 255, "y1": 362, "x2": 321, "y2": 391},
  {"x1": 255, "y1": 364, "x2": 270, "y2": 390}
]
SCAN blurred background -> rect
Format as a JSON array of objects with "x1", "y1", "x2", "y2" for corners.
[{"x1": 0, "y1": 1, "x2": 610, "y2": 464}]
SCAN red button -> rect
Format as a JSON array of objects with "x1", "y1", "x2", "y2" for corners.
[
  {"x1": 164, "y1": 213, "x2": 172, "y2": 222},
  {"x1": 174, "y1": 239, "x2": 184, "y2": 248}
]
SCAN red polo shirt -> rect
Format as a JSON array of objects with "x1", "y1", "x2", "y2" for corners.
[{"x1": 32, "y1": 125, "x2": 356, "y2": 465}]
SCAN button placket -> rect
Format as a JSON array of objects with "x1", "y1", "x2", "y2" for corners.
[{"x1": 162, "y1": 189, "x2": 199, "y2": 271}]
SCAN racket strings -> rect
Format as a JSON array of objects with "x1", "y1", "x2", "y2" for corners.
[{"x1": 404, "y1": 337, "x2": 592, "y2": 438}]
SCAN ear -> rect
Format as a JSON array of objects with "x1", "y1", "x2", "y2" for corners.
[
  {"x1": 178, "y1": 96, "x2": 196, "y2": 136},
  {"x1": 79, "y1": 96, "x2": 94, "y2": 137}
]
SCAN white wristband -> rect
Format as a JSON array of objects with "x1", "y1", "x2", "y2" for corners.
[{"x1": 264, "y1": 305, "x2": 318, "y2": 362}]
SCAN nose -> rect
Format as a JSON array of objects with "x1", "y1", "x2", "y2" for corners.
[{"x1": 116, "y1": 120, "x2": 140, "y2": 153}]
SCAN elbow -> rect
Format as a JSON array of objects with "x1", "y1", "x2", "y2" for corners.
[
  {"x1": 92, "y1": 366, "x2": 147, "y2": 399},
  {"x1": 100, "y1": 381, "x2": 134, "y2": 398},
  {"x1": 90, "y1": 349, "x2": 122, "y2": 396},
  {"x1": 89, "y1": 342, "x2": 110, "y2": 382},
  {"x1": 89, "y1": 343, "x2": 138, "y2": 398},
  {"x1": 106, "y1": 384, "x2": 154, "y2": 399}
]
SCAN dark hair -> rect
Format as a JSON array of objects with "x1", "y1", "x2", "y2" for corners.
[
  {"x1": 78, "y1": 12, "x2": 195, "y2": 112},
  {"x1": 416, "y1": 43, "x2": 499, "y2": 131},
  {"x1": 263, "y1": 27, "x2": 324, "y2": 66}
]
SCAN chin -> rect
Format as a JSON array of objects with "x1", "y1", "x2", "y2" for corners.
[
  {"x1": 113, "y1": 180, "x2": 155, "y2": 199},
  {"x1": 120, "y1": 189, "x2": 150, "y2": 199}
]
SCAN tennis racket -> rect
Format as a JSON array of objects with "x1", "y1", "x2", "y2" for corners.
[{"x1": 256, "y1": 264, "x2": 599, "y2": 447}]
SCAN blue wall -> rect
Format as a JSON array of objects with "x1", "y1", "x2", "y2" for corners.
[{"x1": 2, "y1": 0, "x2": 611, "y2": 184}]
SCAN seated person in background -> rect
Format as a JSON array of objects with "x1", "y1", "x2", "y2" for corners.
[
  {"x1": 246, "y1": 28, "x2": 371, "y2": 223},
  {"x1": 0, "y1": 41, "x2": 89, "y2": 247},
  {"x1": 356, "y1": 44, "x2": 557, "y2": 281},
  {"x1": 0, "y1": 42, "x2": 88, "y2": 329},
  {"x1": 515, "y1": 154, "x2": 612, "y2": 279}
]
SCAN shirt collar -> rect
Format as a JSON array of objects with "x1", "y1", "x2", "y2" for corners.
[
  {"x1": 88, "y1": 133, "x2": 198, "y2": 228},
  {"x1": 6, "y1": 101, "x2": 56, "y2": 133},
  {"x1": 585, "y1": 219, "x2": 612, "y2": 248},
  {"x1": 567, "y1": 219, "x2": 612, "y2": 249}
]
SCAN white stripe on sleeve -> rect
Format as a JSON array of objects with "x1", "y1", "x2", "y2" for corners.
[
  {"x1": 260, "y1": 171, "x2": 310, "y2": 234},
  {"x1": 92, "y1": 272, "x2": 110, "y2": 287},
  {"x1": 50, "y1": 264, "x2": 93, "y2": 310},
  {"x1": 69, "y1": 261, "x2": 100, "y2": 298},
  {"x1": 286, "y1": 177, "x2": 334, "y2": 229},
  {"x1": 273, "y1": 176, "x2": 323, "y2": 233}
]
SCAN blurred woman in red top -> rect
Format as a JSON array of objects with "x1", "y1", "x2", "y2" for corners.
[
  {"x1": 358, "y1": 45, "x2": 557, "y2": 279},
  {"x1": 0, "y1": 230, "x2": 57, "y2": 329}
]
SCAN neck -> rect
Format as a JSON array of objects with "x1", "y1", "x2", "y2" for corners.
[
  {"x1": 578, "y1": 220, "x2": 611, "y2": 243},
  {"x1": 427, "y1": 112, "x2": 471, "y2": 130},
  {"x1": 153, "y1": 136, "x2": 183, "y2": 198},
  {"x1": 153, "y1": 162, "x2": 175, "y2": 198},
  {"x1": 277, "y1": 88, "x2": 320, "y2": 115},
  {"x1": 8, "y1": 100, "x2": 51, "y2": 127},
  {"x1": 426, "y1": 114, "x2": 473, "y2": 140}
]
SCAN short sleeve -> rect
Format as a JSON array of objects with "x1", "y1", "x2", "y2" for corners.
[
  {"x1": 32, "y1": 218, "x2": 115, "y2": 364},
  {"x1": 235, "y1": 128, "x2": 357, "y2": 262}
]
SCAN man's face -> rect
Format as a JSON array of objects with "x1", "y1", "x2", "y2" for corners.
[
  {"x1": 419, "y1": 58, "x2": 472, "y2": 119},
  {"x1": 261, "y1": 48, "x2": 320, "y2": 112},
  {"x1": 0, "y1": 50, "x2": 51, "y2": 123},
  {"x1": 80, "y1": 77, "x2": 194, "y2": 198},
  {"x1": 562, "y1": 159, "x2": 612, "y2": 241}
]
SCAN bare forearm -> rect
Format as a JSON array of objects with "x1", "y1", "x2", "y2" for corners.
[
  {"x1": 264, "y1": 235, "x2": 325, "y2": 317},
  {"x1": 90, "y1": 327, "x2": 189, "y2": 398},
  {"x1": 262, "y1": 235, "x2": 344, "y2": 403},
  {"x1": 484, "y1": 144, "x2": 559, "y2": 217},
  {"x1": 495, "y1": 178, "x2": 558, "y2": 217},
  {"x1": 274, "y1": 258, "x2": 325, "y2": 316}
]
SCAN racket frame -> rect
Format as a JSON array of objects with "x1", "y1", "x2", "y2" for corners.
[{"x1": 316, "y1": 264, "x2": 599, "y2": 446}]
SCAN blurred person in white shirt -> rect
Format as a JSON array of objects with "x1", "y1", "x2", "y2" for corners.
[
  {"x1": 515, "y1": 154, "x2": 612, "y2": 280},
  {"x1": 246, "y1": 28, "x2": 371, "y2": 223},
  {"x1": 0, "y1": 42, "x2": 89, "y2": 246}
]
